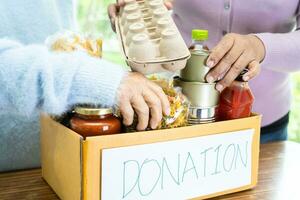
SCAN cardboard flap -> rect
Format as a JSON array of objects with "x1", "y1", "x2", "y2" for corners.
[{"x1": 41, "y1": 113, "x2": 82, "y2": 200}]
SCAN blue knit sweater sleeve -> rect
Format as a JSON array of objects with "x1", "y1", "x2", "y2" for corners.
[{"x1": 0, "y1": 38, "x2": 127, "y2": 116}]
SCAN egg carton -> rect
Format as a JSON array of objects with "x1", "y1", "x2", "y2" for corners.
[{"x1": 116, "y1": 0, "x2": 191, "y2": 74}]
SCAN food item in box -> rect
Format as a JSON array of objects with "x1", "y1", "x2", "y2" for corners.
[
  {"x1": 173, "y1": 76, "x2": 219, "y2": 124},
  {"x1": 70, "y1": 106, "x2": 121, "y2": 138},
  {"x1": 46, "y1": 31, "x2": 102, "y2": 58},
  {"x1": 124, "y1": 77, "x2": 189, "y2": 132},
  {"x1": 176, "y1": 29, "x2": 220, "y2": 124},
  {"x1": 218, "y1": 69, "x2": 254, "y2": 120}
]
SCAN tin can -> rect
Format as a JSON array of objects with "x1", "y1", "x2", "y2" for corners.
[{"x1": 173, "y1": 76, "x2": 220, "y2": 108}]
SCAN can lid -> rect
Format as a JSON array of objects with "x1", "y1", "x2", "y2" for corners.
[
  {"x1": 235, "y1": 68, "x2": 249, "y2": 82},
  {"x1": 74, "y1": 106, "x2": 113, "y2": 116},
  {"x1": 192, "y1": 29, "x2": 208, "y2": 41}
]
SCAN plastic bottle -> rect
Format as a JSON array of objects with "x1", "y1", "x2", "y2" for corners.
[
  {"x1": 180, "y1": 29, "x2": 210, "y2": 82},
  {"x1": 191, "y1": 29, "x2": 208, "y2": 51}
]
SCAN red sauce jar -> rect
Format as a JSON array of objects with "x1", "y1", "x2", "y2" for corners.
[
  {"x1": 70, "y1": 107, "x2": 121, "y2": 138},
  {"x1": 218, "y1": 71, "x2": 254, "y2": 120}
]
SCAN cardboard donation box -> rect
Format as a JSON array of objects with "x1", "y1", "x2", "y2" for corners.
[{"x1": 41, "y1": 113, "x2": 261, "y2": 200}]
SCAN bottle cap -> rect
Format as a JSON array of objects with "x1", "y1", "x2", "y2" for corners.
[{"x1": 192, "y1": 29, "x2": 208, "y2": 41}]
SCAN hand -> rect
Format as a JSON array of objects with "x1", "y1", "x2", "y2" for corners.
[
  {"x1": 108, "y1": 0, "x2": 173, "y2": 32},
  {"x1": 205, "y1": 33, "x2": 265, "y2": 92},
  {"x1": 108, "y1": 0, "x2": 125, "y2": 32},
  {"x1": 117, "y1": 72, "x2": 170, "y2": 131}
]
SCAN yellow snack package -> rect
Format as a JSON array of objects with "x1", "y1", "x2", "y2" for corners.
[
  {"x1": 46, "y1": 31, "x2": 102, "y2": 58},
  {"x1": 125, "y1": 77, "x2": 190, "y2": 132},
  {"x1": 151, "y1": 77, "x2": 190, "y2": 129}
]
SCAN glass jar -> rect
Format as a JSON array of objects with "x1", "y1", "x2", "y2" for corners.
[
  {"x1": 70, "y1": 107, "x2": 121, "y2": 138},
  {"x1": 218, "y1": 71, "x2": 254, "y2": 120}
]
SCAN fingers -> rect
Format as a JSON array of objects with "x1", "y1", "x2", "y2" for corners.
[
  {"x1": 216, "y1": 53, "x2": 254, "y2": 92},
  {"x1": 206, "y1": 34, "x2": 235, "y2": 68},
  {"x1": 108, "y1": 4, "x2": 118, "y2": 32},
  {"x1": 117, "y1": 72, "x2": 171, "y2": 131},
  {"x1": 108, "y1": 0, "x2": 125, "y2": 32},
  {"x1": 243, "y1": 60, "x2": 260, "y2": 81},
  {"x1": 117, "y1": 0, "x2": 125, "y2": 6},
  {"x1": 164, "y1": 1, "x2": 173, "y2": 10},
  {"x1": 119, "y1": 97, "x2": 134, "y2": 126},
  {"x1": 206, "y1": 44, "x2": 244, "y2": 83},
  {"x1": 143, "y1": 90, "x2": 163, "y2": 129},
  {"x1": 131, "y1": 96, "x2": 149, "y2": 131},
  {"x1": 148, "y1": 81, "x2": 170, "y2": 116}
]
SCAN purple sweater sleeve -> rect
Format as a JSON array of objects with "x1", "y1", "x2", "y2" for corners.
[{"x1": 255, "y1": 7, "x2": 300, "y2": 73}]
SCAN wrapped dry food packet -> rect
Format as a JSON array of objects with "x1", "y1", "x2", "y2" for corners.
[
  {"x1": 46, "y1": 31, "x2": 102, "y2": 58},
  {"x1": 124, "y1": 77, "x2": 190, "y2": 132}
]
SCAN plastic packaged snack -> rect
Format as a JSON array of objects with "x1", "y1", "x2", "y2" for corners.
[
  {"x1": 46, "y1": 31, "x2": 102, "y2": 58},
  {"x1": 124, "y1": 77, "x2": 190, "y2": 132}
]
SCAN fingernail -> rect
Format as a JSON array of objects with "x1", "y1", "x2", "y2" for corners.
[
  {"x1": 216, "y1": 84, "x2": 224, "y2": 92},
  {"x1": 137, "y1": 125, "x2": 145, "y2": 131},
  {"x1": 207, "y1": 60, "x2": 214, "y2": 68},
  {"x1": 123, "y1": 120, "x2": 130, "y2": 126},
  {"x1": 151, "y1": 123, "x2": 158, "y2": 130},
  {"x1": 206, "y1": 75, "x2": 215, "y2": 83},
  {"x1": 243, "y1": 76, "x2": 249, "y2": 81}
]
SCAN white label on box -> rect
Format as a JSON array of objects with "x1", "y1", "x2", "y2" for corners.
[{"x1": 102, "y1": 129, "x2": 254, "y2": 200}]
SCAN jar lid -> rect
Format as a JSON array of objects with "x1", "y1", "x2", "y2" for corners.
[
  {"x1": 74, "y1": 106, "x2": 113, "y2": 116},
  {"x1": 192, "y1": 29, "x2": 208, "y2": 41}
]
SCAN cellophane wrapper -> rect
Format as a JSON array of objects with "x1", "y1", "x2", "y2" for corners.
[
  {"x1": 45, "y1": 31, "x2": 102, "y2": 58},
  {"x1": 125, "y1": 77, "x2": 190, "y2": 132}
]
